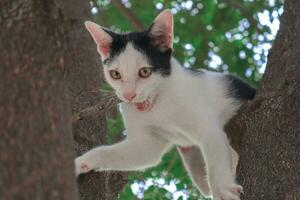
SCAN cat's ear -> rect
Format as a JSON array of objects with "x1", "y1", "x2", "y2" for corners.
[
  {"x1": 148, "y1": 9, "x2": 173, "y2": 51},
  {"x1": 85, "y1": 21, "x2": 113, "y2": 59}
]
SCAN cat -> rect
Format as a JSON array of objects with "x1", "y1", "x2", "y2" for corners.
[{"x1": 75, "y1": 9, "x2": 255, "y2": 200}]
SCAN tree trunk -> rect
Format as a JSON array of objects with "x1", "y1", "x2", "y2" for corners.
[
  {"x1": 228, "y1": 1, "x2": 300, "y2": 199},
  {"x1": 60, "y1": 1, "x2": 125, "y2": 200},
  {"x1": 0, "y1": 1, "x2": 77, "y2": 199},
  {"x1": 0, "y1": 1, "x2": 125, "y2": 200}
]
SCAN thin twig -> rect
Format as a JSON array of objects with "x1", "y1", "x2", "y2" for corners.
[{"x1": 72, "y1": 93, "x2": 121, "y2": 124}]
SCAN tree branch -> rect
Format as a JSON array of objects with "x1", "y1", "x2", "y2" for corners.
[{"x1": 110, "y1": 0, "x2": 144, "y2": 31}]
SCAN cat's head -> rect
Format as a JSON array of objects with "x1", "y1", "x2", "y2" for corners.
[{"x1": 85, "y1": 10, "x2": 173, "y2": 111}]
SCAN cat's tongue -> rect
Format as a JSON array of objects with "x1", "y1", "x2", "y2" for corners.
[{"x1": 135, "y1": 99, "x2": 150, "y2": 111}]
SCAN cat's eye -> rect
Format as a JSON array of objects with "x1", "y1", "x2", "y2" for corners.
[
  {"x1": 109, "y1": 70, "x2": 121, "y2": 80},
  {"x1": 139, "y1": 67, "x2": 152, "y2": 78}
]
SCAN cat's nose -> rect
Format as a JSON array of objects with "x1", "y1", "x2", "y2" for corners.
[{"x1": 123, "y1": 92, "x2": 136, "y2": 101}]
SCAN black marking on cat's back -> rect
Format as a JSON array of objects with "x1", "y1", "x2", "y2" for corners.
[
  {"x1": 225, "y1": 74, "x2": 256, "y2": 101},
  {"x1": 103, "y1": 29, "x2": 172, "y2": 76}
]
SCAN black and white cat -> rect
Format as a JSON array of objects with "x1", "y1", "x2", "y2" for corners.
[{"x1": 75, "y1": 10, "x2": 255, "y2": 200}]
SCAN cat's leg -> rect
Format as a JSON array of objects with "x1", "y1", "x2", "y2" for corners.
[
  {"x1": 191, "y1": 126, "x2": 243, "y2": 200},
  {"x1": 177, "y1": 146, "x2": 211, "y2": 198},
  {"x1": 75, "y1": 133, "x2": 171, "y2": 176}
]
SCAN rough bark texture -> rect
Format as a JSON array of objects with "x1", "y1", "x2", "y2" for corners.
[
  {"x1": 61, "y1": 1, "x2": 125, "y2": 200},
  {"x1": 227, "y1": 1, "x2": 300, "y2": 199},
  {"x1": 0, "y1": 1, "x2": 125, "y2": 200},
  {"x1": 0, "y1": 1, "x2": 77, "y2": 200}
]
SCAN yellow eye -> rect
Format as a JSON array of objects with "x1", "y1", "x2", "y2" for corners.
[
  {"x1": 139, "y1": 67, "x2": 152, "y2": 78},
  {"x1": 109, "y1": 70, "x2": 121, "y2": 80}
]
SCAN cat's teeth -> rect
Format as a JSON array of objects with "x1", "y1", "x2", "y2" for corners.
[
  {"x1": 134, "y1": 95, "x2": 157, "y2": 112},
  {"x1": 135, "y1": 99, "x2": 150, "y2": 111}
]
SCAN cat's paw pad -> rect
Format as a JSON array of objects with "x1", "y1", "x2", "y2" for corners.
[
  {"x1": 75, "y1": 157, "x2": 92, "y2": 176},
  {"x1": 214, "y1": 184, "x2": 243, "y2": 200},
  {"x1": 80, "y1": 163, "x2": 90, "y2": 173}
]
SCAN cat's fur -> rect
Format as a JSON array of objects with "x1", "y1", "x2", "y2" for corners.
[{"x1": 75, "y1": 10, "x2": 255, "y2": 200}]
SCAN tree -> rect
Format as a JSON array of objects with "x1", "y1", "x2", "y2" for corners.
[
  {"x1": 229, "y1": 0, "x2": 300, "y2": 199},
  {"x1": 0, "y1": 1, "x2": 77, "y2": 199},
  {"x1": 63, "y1": 1, "x2": 125, "y2": 199},
  {"x1": 0, "y1": 1, "x2": 124, "y2": 200}
]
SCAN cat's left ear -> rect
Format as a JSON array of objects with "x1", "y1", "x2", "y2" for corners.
[{"x1": 148, "y1": 9, "x2": 173, "y2": 51}]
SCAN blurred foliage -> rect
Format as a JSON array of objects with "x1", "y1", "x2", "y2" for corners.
[
  {"x1": 107, "y1": 112, "x2": 124, "y2": 144},
  {"x1": 90, "y1": 0, "x2": 283, "y2": 199}
]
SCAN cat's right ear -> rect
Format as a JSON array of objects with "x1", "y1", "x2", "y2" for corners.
[{"x1": 85, "y1": 21, "x2": 112, "y2": 60}]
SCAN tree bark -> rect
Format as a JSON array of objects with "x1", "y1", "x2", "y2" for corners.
[
  {"x1": 0, "y1": 1, "x2": 125, "y2": 200},
  {"x1": 0, "y1": 1, "x2": 77, "y2": 199},
  {"x1": 228, "y1": 1, "x2": 300, "y2": 199},
  {"x1": 60, "y1": 1, "x2": 125, "y2": 200}
]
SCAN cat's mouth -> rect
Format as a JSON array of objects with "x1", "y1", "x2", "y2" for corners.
[{"x1": 134, "y1": 95, "x2": 157, "y2": 112}]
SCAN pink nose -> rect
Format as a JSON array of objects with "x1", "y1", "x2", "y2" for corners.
[{"x1": 123, "y1": 93, "x2": 136, "y2": 101}]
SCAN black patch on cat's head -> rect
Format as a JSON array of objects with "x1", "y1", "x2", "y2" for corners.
[
  {"x1": 102, "y1": 29, "x2": 172, "y2": 76},
  {"x1": 225, "y1": 74, "x2": 256, "y2": 101}
]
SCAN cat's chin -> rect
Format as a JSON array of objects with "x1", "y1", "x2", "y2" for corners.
[{"x1": 134, "y1": 95, "x2": 158, "y2": 112}]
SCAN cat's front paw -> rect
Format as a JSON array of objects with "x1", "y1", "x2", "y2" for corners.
[
  {"x1": 75, "y1": 156, "x2": 92, "y2": 176},
  {"x1": 213, "y1": 184, "x2": 243, "y2": 200}
]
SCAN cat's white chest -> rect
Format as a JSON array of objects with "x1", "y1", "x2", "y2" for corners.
[{"x1": 121, "y1": 97, "x2": 197, "y2": 146}]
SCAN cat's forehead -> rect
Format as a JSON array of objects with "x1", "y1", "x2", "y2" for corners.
[
  {"x1": 103, "y1": 30, "x2": 172, "y2": 76},
  {"x1": 107, "y1": 42, "x2": 149, "y2": 68},
  {"x1": 102, "y1": 31, "x2": 147, "y2": 65}
]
